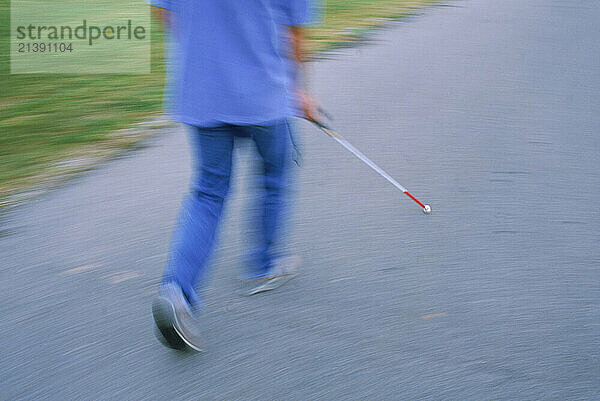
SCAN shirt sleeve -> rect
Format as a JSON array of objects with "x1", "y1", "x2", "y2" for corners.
[
  {"x1": 149, "y1": 0, "x2": 173, "y2": 10},
  {"x1": 277, "y1": 0, "x2": 318, "y2": 26}
]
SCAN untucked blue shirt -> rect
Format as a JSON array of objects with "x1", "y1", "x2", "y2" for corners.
[{"x1": 153, "y1": 0, "x2": 312, "y2": 126}]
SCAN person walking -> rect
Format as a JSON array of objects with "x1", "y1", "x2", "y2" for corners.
[{"x1": 150, "y1": 0, "x2": 319, "y2": 351}]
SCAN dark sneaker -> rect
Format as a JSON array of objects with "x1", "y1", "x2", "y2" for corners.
[
  {"x1": 153, "y1": 325, "x2": 186, "y2": 350},
  {"x1": 245, "y1": 255, "x2": 301, "y2": 296},
  {"x1": 152, "y1": 282, "x2": 203, "y2": 352}
]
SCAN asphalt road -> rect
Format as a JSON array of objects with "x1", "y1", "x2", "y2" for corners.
[{"x1": 2, "y1": 0, "x2": 599, "y2": 399}]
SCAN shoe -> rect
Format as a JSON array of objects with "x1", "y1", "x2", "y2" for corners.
[
  {"x1": 153, "y1": 325, "x2": 186, "y2": 350},
  {"x1": 152, "y1": 282, "x2": 203, "y2": 352},
  {"x1": 245, "y1": 255, "x2": 301, "y2": 296}
]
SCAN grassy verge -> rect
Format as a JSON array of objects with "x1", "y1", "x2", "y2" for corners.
[
  {"x1": 0, "y1": 0, "x2": 437, "y2": 206},
  {"x1": 307, "y1": 0, "x2": 437, "y2": 52}
]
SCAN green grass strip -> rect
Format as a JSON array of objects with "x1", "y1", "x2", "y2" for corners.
[{"x1": 0, "y1": 0, "x2": 437, "y2": 203}]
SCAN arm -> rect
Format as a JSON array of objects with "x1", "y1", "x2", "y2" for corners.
[
  {"x1": 288, "y1": 25, "x2": 306, "y2": 64},
  {"x1": 288, "y1": 25, "x2": 320, "y2": 122}
]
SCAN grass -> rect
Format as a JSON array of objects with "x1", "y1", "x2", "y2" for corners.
[
  {"x1": 307, "y1": 0, "x2": 436, "y2": 52},
  {"x1": 0, "y1": 0, "x2": 437, "y2": 205}
]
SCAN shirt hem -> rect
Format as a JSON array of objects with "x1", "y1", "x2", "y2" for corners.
[{"x1": 170, "y1": 113, "x2": 295, "y2": 128}]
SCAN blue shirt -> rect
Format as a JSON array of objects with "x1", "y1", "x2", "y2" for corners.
[{"x1": 153, "y1": 0, "x2": 312, "y2": 126}]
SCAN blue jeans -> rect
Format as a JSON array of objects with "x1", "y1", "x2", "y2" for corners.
[{"x1": 163, "y1": 120, "x2": 295, "y2": 306}]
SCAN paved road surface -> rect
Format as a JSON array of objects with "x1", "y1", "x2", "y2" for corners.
[{"x1": 2, "y1": 0, "x2": 599, "y2": 399}]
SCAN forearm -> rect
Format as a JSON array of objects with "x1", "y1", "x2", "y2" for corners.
[
  {"x1": 288, "y1": 26, "x2": 306, "y2": 63},
  {"x1": 288, "y1": 25, "x2": 308, "y2": 91},
  {"x1": 288, "y1": 26, "x2": 308, "y2": 108},
  {"x1": 288, "y1": 25, "x2": 320, "y2": 121}
]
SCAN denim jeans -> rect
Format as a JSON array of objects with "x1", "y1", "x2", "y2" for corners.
[{"x1": 163, "y1": 119, "x2": 295, "y2": 306}]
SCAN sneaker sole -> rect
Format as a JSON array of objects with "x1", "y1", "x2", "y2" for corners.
[
  {"x1": 246, "y1": 274, "x2": 296, "y2": 296},
  {"x1": 154, "y1": 325, "x2": 185, "y2": 350},
  {"x1": 152, "y1": 297, "x2": 203, "y2": 352}
]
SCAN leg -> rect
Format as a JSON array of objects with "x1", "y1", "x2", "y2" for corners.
[
  {"x1": 242, "y1": 119, "x2": 295, "y2": 278},
  {"x1": 163, "y1": 125, "x2": 234, "y2": 306}
]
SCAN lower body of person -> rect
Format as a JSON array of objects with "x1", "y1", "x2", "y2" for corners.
[{"x1": 152, "y1": 119, "x2": 299, "y2": 351}]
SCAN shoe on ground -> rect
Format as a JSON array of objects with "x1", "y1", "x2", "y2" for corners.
[
  {"x1": 245, "y1": 255, "x2": 301, "y2": 296},
  {"x1": 152, "y1": 282, "x2": 203, "y2": 352}
]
